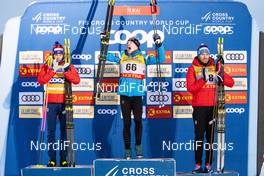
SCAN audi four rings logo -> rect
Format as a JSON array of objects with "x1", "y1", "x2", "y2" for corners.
[
  {"x1": 175, "y1": 81, "x2": 186, "y2": 88},
  {"x1": 225, "y1": 53, "x2": 245, "y2": 60},
  {"x1": 149, "y1": 95, "x2": 169, "y2": 102},
  {"x1": 21, "y1": 95, "x2": 41, "y2": 102},
  {"x1": 21, "y1": 82, "x2": 40, "y2": 88},
  {"x1": 77, "y1": 67, "x2": 92, "y2": 74}
]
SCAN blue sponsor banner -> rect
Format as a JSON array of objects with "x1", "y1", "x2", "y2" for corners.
[
  {"x1": 94, "y1": 159, "x2": 175, "y2": 176},
  {"x1": 3, "y1": 1, "x2": 251, "y2": 176}
]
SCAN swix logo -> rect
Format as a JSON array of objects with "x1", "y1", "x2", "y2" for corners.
[
  {"x1": 226, "y1": 108, "x2": 245, "y2": 114},
  {"x1": 21, "y1": 81, "x2": 40, "y2": 88},
  {"x1": 204, "y1": 26, "x2": 233, "y2": 35},
  {"x1": 32, "y1": 12, "x2": 42, "y2": 23},
  {"x1": 201, "y1": 12, "x2": 211, "y2": 22},
  {"x1": 109, "y1": 29, "x2": 164, "y2": 48}
]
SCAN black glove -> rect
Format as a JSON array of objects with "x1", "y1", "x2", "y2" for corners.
[
  {"x1": 202, "y1": 67, "x2": 207, "y2": 82},
  {"x1": 153, "y1": 33, "x2": 162, "y2": 47}
]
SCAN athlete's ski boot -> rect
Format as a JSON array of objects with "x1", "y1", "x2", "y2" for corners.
[
  {"x1": 124, "y1": 149, "x2": 131, "y2": 160},
  {"x1": 192, "y1": 163, "x2": 203, "y2": 174},
  {"x1": 135, "y1": 145, "x2": 143, "y2": 159},
  {"x1": 47, "y1": 160, "x2": 56, "y2": 167},
  {"x1": 204, "y1": 163, "x2": 213, "y2": 173}
]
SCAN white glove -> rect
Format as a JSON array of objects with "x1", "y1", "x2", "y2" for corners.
[{"x1": 52, "y1": 60, "x2": 59, "y2": 72}]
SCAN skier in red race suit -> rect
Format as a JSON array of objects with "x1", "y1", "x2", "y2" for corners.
[
  {"x1": 38, "y1": 41, "x2": 80, "y2": 167},
  {"x1": 186, "y1": 44, "x2": 234, "y2": 173}
]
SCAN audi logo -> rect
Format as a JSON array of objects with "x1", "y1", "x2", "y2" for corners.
[
  {"x1": 175, "y1": 81, "x2": 186, "y2": 88},
  {"x1": 225, "y1": 53, "x2": 245, "y2": 60},
  {"x1": 21, "y1": 95, "x2": 41, "y2": 102},
  {"x1": 77, "y1": 67, "x2": 92, "y2": 74},
  {"x1": 149, "y1": 94, "x2": 169, "y2": 102}
]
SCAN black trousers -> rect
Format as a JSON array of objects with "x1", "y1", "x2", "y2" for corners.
[
  {"x1": 193, "y1": 106, "x2": 215, "y2": 165},
  {"x1": 120, "y1": 95, "x2": 143, "y2": 150}
]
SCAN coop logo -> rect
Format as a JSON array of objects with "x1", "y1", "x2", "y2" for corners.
[
  {"x1": 226, "y1": 108, "x2": 245, "y2": 114},
  {"x1": 204, "y1": 26, "x2": 233, "y2": 35},
  {"x1": 224, "y1": 51, "x2": 247, "y2": 63},
  {"x1": 19, "y1": 92, "x2": 43, "y2": 105},
  {"x1": 110, "y1": 29, "x2": 164, "y2": 48},
  {"x1": 175, "y1": 67, "x2": 188, "y2": 73},
  {"x1": 31, "y1": 24, "x2": 65, "y2": 35},
  {"x1": 97, "y1": 109, "x2": 118, "y2": 115},
  {"x1": 21, "y1": 81, "x2": 40, "y2": 88},
  {"x1": 49, "y1": 77, "x2": 65, "y2": 84},
  {"x1": 72, "y1": 54, "x2": 92, "y2": 61},
  {"x1": 201, "y1": 12, "x2": 235, "y2": 23},
  {"x1": 147, "y1": 92, "x2": 171, "y2": 105},
  {"x1": 173, "y1": 78, "x2": 187, "y2": 91},
  {"x1": 75, "y1": 65, "x2": 94, "y2": 77}
]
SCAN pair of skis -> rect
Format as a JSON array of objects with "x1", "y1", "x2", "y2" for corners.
[
  {"x1": 38, "y1": 38, "x2": 75, "y2": 167},
  {"x1": 95, "y1": 0, "x2": 164, "y2": 108},
  {"x1": 210, "y1": 37, "x2": 226, "y2": 173},
  {"x1": 64, "y1": 38, "x2": 75, "y2": 167}
]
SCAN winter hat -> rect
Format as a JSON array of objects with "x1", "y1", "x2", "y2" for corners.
[
  {"x1": 127, "y1": 37, "x2": 140, "y2": 48},
  {"x1": 53, "y1": 41, "x2": 64, "y2": 55},
  {"x1": 197, "y1": 43, "x2": 210, "y2": 56}
]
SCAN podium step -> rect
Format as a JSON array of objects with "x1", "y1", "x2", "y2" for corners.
[
  {"x1": 21, "y1": 165, "x2": 92, "y2": 176},
  {"x1": 177, "y1": 171, "x2": 239, "y2": 176},
  {"x1": 93, "y1": 158, "x2": 176, "y2": 176}
]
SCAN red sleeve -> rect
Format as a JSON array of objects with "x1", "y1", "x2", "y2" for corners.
[
  {"x1": 64, "y1": 64, "x2": 81, "y2": 84},
  {"x1": 223, "y1": 72, "x2": 234, "y2": 88},
  {"x1": 37, "y1": 64, "x2": 56, "y2": 85},
  {"x1": 186, "y1": 66, "x2": 206, "y2": 93}
]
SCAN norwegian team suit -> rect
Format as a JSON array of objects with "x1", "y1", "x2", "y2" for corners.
[{"x1": 38, "y1": 63, "x2": 80, "y2": 164}]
